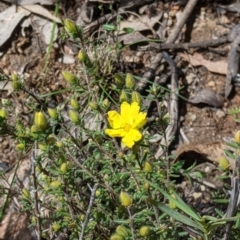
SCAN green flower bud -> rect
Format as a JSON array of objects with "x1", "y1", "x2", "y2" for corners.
[
  {"x1": 125, "y1": 73, "x2": 135, "y2": 89},
  {"x1": 70, "y1": 98, "x2": 79, "y2": 110},
  {"x1": 62, "y1": 71, "x2": 77, "y2": 85},
  {"x1": 69, "y1": 109, "x2": 79, "y2": 123},
  {"x1": 11, "y1": 73, "x2": 18, "y2": 81},
  {"x1": 34, "y1": 112, "x2": 48, "y2": 131},
  {"x1": 0, "y1": 108, "x2": 7, "y2": 119},
  {"x1": 55, "y1": 141, "x2": 64, "y2": 148},
  {"x1": 120, "y1": 191, "x2": 132, "y2": 207},
  {"x1": 219, "y1": 156, "x2": 229, "y2": 170},
  {"x1": 16, "y1": 143, "x2": 25, "y2": 151},
  {"x1": 31, "y1": 125, "x2": 38, "y2": 133},
  {"x1": 22, "y1": 188, "x2": 30, "y2": 200},
  {"x1": 89, "y1": 101, "x2": 98, "y2": 110},
  {"x1": 119, "y1": 90, "x2": 128, "y2": 103},
  {"x1": 139, "y1": 226, "x2": 150, "y2": 237},
  {"x1": 78, "y1": 50, "x2": 92, "y2": 68},
  {"x1": 60, "y1": 162, "x2": 68, "y2": 174},
  {"x1": 131, "y1": 91, "x2": 142, "y2": 105},
  {"x1": 235, "y1": 131, "x2": 240, "y2": 144},
  {"x1": 143, "y1": 161, "x2": 152, "y2": 173},
  {"x1": 116, "y1": 225, "x2": 129, "y2": 237},
  {"x1": 110, "y1": 234, "x2": 124, "y2": 240},
  {"x1": 38, "y1": 142, "x2": 47, "y2": 151},
  {"x1": 48, "y1": 108, "x2": 58, "y2": 120},
  {"x1": 12, "y1": 80, "x2": 21, "y2": 90},
  {"x1": 102, "y1": 98, "x2": 110, "y2": 109},
  {"x1": 114, "y1": 73, "x2": 125, "y2": 88},
  {"x1": 47, "y1": 134, "x2": 56, "y2": 145},
  {"x1": 50, "y1": 180, "x2": 61, "y2": 188},
  {"x1": 63, "y1": 19, "x2": 78, "y2": 34}
]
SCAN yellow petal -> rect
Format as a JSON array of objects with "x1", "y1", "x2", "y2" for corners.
[
  {"x1": 121, "y1": 101, "x2": 140, "y2": 125},
  {"x1": 122, "y1": 129, "x2": 142, "y2": 148},
  {"x1": 107, "y1": 111, "x2": 124, "y2": 129},
  {"x1": 105, "y1": 129, "x2": 125, "y2": 138},
  {"x1": 132, "y1": 112, "x2": 147, "y2": 129}
]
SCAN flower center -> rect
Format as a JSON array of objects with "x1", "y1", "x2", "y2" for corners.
[{"x1": 124, "y1": 123, "x2": 132, "y2": 132}]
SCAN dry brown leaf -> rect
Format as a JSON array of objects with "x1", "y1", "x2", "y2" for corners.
[{"x1": 178, "y1": 52, "x2": 227, "y2": 75}]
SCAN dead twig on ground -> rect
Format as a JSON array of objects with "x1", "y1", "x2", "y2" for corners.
[
  {"x1": 154, "y1": 1, "x2": 199, "y2": 159},
  {"x1": 225, "y1": 24, "x2": 240, "y2": 99}
]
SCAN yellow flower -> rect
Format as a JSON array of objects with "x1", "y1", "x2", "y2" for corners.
[{"x1": 105, "y1": 102, "x2": 147, "y2": 148}]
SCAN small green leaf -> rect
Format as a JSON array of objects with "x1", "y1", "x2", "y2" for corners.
[
  {"x1": 122, "y1": 27, "x2": 134, "y2": 33},
  {"x1": 102, "y1": 24, "x2": 116, "y2": 31},
  {"x1": 148, "y1": 199, "x2": 204, "y2": 232}
]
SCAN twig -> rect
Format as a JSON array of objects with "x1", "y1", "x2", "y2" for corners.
[
  {"x1": 139, "y1": 36, "x2": 229, "y2": 51},
  {"x1": 127, "y1": 206, "x2": 136, "y2": 240},
  {"x1": 32, "y1": 142, "x2": 42, "y2": 240},
  {"x1": 155, "y1": 52, "x2": 179, "y2": 162},
  {"x1": 225, "y1": 24, "x2": 240, "y2": 98},
  {"x1": 167, "y1": 0, "x2": 199, "y2": 43},
  {"x1": 79, "y1": 183, "x2": 98, "y2": 240}
]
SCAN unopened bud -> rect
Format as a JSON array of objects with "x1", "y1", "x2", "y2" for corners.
[
  {"x1": 31, "y1": 125, "x2": 38, "y2": 133},
  {"x1": 102, "y1": 98, "x2": 109, "y2": 109},
  {"x1": 110, "y1": 234, "x2": 124, "y2": 240},
  {"x1": 64, "y1": 19, "x2": 78, "y2": 34},
  {"x1": 69, "y1": 109, "x2": 79, "y2": 123},
  {"x1": 62, "y1": 71, "x2": 77, "y2": 85},
  {"x1": 143, "y1": 161, "x2": 152, "y2": 173},
  {"x1": 50, "y1": 181, "x2": 61, "y2": 188},
  {"x1": 11, "y1": 73, "x2": 18, "y2": 81},
  {"x1": 114, "y1": 73, "x2": 125, "y2": 88},
  {"x1": 56, "y1": 141, "x2": 64, "y2": 148},
  {"x1": 48, "y1": 108, "x2": 58, "y2": 120},
  {"x1": 219, "y1": 156, "x2": 229, "y2": 170},
  {"x1": 16, "y1": 143, "x2": 25, "y2": 151},
  {"x1": 235, "y1": 131, "x2": 240, "y2": 144},
  {"x1": 0, "y1": 108, "x2": 7, "y2": 119},
  {"x1": 125, "y1": 73, "x2": 135, "y2": 89},
  {"x1": 34, "y1": 112, "x2": 48, "y2": 131},
  {"x1": 120, "y1": 191, "x2": 132, "y2": 207},
  {"x1": 78, "y1": 50, "x2": 92, "y2": 68},
  {"x1": 60, "y1": 162, "x2": 68, "y2": 174},
  {"x1": 139, "y1": 226, "x2": 150, "y2": 237},
  {"x1": 38, "y1": 142, "x2": 47, "y2": 151},
  {"x1": 22, "y1": 188, "x2": 30, "y2": 200},
  {"x1": 70, "y1": 98, "x2": 79, "y2": 110},
  {"x1": 131, "y1": 91, "x2": 142, "y2": 105},
  {"x1": 89, "y1": 101, "x2": 98, "y2": 110},
  {"x1": 116, "y1": 225, "x2": 129, "y2": 237},
  {"x1": 119, "y1": 90, "x2": 128, "y2": 103},
  {"x1": 12, "y1": 80, "x2": 21, "y2": 90}
]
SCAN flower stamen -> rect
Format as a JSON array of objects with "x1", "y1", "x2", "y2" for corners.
[{"x1": 124, "y1": 123, "x2": 132, "y2": 132}]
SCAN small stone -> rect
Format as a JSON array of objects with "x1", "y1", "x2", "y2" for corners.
[
  {"x1": 186, "y1": 73, "x2": 196, "y2": 84},
  {"x1": 215, "y1": 109, "x2": 226, "y2": 118},
  {"x1": 192, "y1": 192, "x2": 202, "y2": 199},
  {"x1": 208, "y1": 81, "x2": 216, "y2": 88}
]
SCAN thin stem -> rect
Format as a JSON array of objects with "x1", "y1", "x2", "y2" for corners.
[
  {"x1": 127, "y1": 206, "x2": 136, "y2": 240},
  {"x1": 32, "y1": 142, "x2": 42, "y2": 240},
  {"x1": 79, "y1": 183, "x2": 98, "y2": 240}
]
